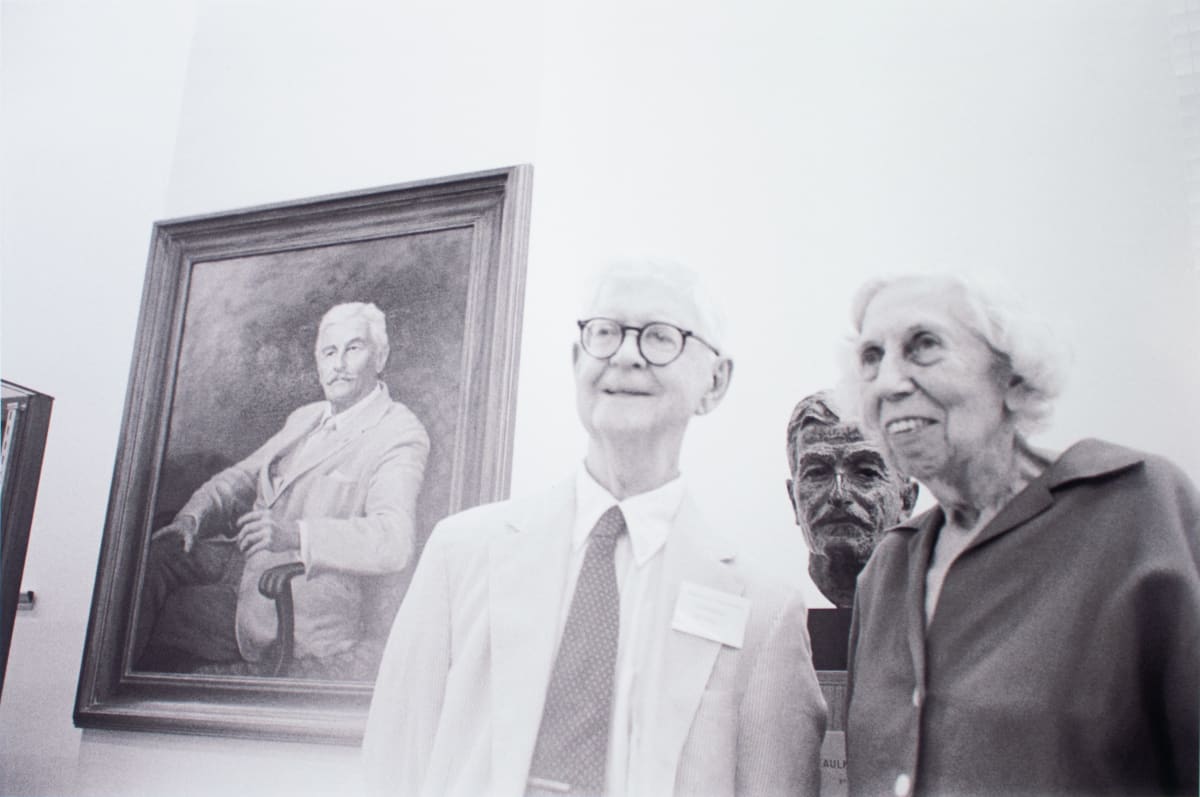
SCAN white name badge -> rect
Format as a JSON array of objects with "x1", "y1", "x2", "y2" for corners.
[{"x1": 670, "y1": 581, "x2": 751, "y2": 649}]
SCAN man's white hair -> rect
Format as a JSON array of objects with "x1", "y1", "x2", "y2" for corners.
[
  {"x1": 579, "y1": 259, "x2": 729, "y2": 355},
  {"x1": 317, "y1": 302, "x2": 389, "y2": 353},
  {"x1": 849, "y1": 273, "x2": 1065, "y2": 436}
]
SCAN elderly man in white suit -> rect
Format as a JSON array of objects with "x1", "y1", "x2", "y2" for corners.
[{"x1": 364, "y1": 262, "x2": 826, "y2": 797}]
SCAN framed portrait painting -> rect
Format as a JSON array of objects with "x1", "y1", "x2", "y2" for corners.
[{"x1": 75, "y1": 166, "x2": 532, "y2": 742}]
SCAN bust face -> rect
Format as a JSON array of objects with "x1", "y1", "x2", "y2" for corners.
[{"x1": 788, "y1": 421, "x2": 915, "y2": 608}]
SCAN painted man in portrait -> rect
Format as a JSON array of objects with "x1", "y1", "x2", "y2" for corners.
[{"x1": 133, "y1": 301, "x2": 429, "y2": 679}]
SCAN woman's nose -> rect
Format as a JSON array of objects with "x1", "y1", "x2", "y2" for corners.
[{"x1": 874, "y1": 351, "x2": 913, "y2": 399}]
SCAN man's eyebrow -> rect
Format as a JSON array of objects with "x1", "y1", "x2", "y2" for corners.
[
  {"x1": 798, "y1": 452, "x2": 834, "y2": 465},
  {"x1": 798, "y1": 413, "x2": 835, "y2": 430},
  {"x1": 320, "y1": 336, "x2": 368, "y2": 350},
  {"x1": 846, "y1": 450, "x2": 887, "y2": 467},
  {"x1": 856, "y1": 336, "x2": 880, "y2": 353}
]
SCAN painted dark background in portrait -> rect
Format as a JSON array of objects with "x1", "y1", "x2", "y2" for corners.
[{"x1": 141, "y1": 229, "x2": 472, "y2": 679}]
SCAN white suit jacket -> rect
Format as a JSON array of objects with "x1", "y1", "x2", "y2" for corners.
[
  {"x1": 176, "y1": 387, "x2": 429, "y2": 660},
  {"x1": 363, "y1": 479, "x2": 826, "y2": 797}
]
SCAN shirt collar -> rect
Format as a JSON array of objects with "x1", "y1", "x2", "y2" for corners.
[
  {"x1": 574, "y1": 463, "x2": 684, "y2": 566},
  {"x1": 315, "y1": 382, "x2": 386, "y2": 433}
]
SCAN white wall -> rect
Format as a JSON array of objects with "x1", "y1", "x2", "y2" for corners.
[
  {"x1": 2, "y1": 3, "x2": 200, "y2": 793},
  {"x1": 2, "y1": 1, "x2": 1197, "y2": 794}
]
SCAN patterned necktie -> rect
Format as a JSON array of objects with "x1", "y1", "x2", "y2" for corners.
[{"x1": 527, "y1": 505, "x2": 626, "y2": 796}]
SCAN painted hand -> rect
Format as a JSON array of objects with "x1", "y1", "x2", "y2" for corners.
[
  {"x1": 235, "y1": 510, "x2": 301, "y2": 558},
  {"x1": 151, "y1": 515, "x2": 200, "y2": 554}
]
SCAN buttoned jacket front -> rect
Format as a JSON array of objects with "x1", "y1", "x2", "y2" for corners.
[
  {"x1": 846, "y1": 439, "x2": 1200, "y2": 797},
  {"x1": 176, "y1": 387, "x2": 429, "y2": 661},
  {"x1": 363, "y1": 478, "x2": 828, "y2": 797}
]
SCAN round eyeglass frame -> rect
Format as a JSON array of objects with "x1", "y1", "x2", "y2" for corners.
[{"x1": 577, "y1": 317, "x2": 721, "y2": 366}]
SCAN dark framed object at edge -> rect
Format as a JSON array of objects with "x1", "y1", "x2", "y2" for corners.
[
  {"x1": 1, "y1": 380, "x2": 54, "y2": 701},
  {"x1": 75, "y1": 166, "x2": 532, "y2": 743}
]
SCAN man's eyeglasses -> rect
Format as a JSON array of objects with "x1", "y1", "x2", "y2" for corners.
[{"x1": 577, "y1": 318, "x2": 720, "y2": 366}]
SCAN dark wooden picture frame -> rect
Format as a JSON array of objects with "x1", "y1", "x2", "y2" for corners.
[
  {"x1": 1, "y1": 380, "x2": 54, "y2": 702},
  {"x1": 75, "y1": 166, "x2": 532, "y2": 743}
]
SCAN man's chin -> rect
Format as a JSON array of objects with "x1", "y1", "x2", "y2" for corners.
[
  {"x1": 323, "y1": 384, "x2": 370, "y2": 408},
  {"x1": 813, "y1": 533, "x2": 876, "y2": 563},
  {"x1": 588, "y1": 408, "x2": 657, "y2": 435}
]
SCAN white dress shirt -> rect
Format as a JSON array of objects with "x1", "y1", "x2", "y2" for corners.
[{"x1": 561, "y1": 464, "x2": 684, "y2": 797}]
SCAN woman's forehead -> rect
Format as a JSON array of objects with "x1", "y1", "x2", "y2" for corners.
[{"x1": 860, "y1": 279, "x2": 971, "y2": 338}]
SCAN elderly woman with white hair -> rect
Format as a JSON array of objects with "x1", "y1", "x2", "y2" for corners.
[{"x1": 842, "y1": 275, "x2": 1199, "y2": 797}]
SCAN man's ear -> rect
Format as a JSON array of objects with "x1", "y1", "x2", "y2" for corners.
[
  {"x1": 786, "y1": 478, "x2": 799, "y2": 522},
  {"x1": 900, "y1": 478, "x2": 919, "y2": 516},
  {"x1": 696, "y1": 357, "x2": 733, "y2": 415},
  {"x1": 374, "y1": 345, "x2": 391, "y2": 375},
  {"x1": 572, "y1": 341, "x2": 581, "y2": 366}
]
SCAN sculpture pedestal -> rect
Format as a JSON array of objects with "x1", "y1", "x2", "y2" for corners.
[
  {"x1": 808, "y1": 607, "x2": 853, "y2": 672},
  {"x1": 808, "y1": 608, "x2": 853, "y2": 796}
]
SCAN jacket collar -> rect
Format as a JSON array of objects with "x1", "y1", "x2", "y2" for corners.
[
  {"x1": 1040, "y1": 437, "x2": 1144, "y2": 488},
  {"x1": 263, "y1": 387, "x2": 394, "y2": 504},
  {"x1": 887, "y1": 438, "x2": 1145, "y2": 541},
  {"x1": 884, "y1": 438, "x2": 1146, "y2": 691},
  {"x1": 321, "y1": 382, "x2": 393, "y2": 439}
]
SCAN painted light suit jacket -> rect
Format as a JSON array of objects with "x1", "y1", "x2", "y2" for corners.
[
  {"x1": 176, "y1": 386, "x2": 429, "y2": 661},
  {"x1": 363, "y1": 479, "x2": 827, "y2": 797},
  {"x1": 846, "y1": 439, "x2": 1200, "y2": 797}
]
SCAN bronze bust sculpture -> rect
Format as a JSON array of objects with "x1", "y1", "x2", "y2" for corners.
[{"x1": 786, "y1": 391, "x2": 917, "y2": 610}]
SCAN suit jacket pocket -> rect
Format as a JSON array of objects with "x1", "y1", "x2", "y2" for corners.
[
  {"x1": 297, "y1": 471, "x2": 363, "y2": 515},
  {"x1": 675, "y1": 689, "x2": 740, "y2": 797}
]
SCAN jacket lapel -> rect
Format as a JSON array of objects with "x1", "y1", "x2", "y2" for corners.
[
  {"x1": 902, "y1": 509, "x2": 940, "y2": 693},
  {"x1": 904, "y1": 489, "x2": 1055, "y2": 686},
  {"x1": 489, "y1": 481, "x2": 576, "y2": 797},
  {"x1": 646, "y1": 497, "x2": 743, "y2": 791},
  {"x1": 270, "y1": 390, "x2": 391, "y2": 502},
  {"x1": 905, "y1": 439, "x2": 1145, "y2": 686},
  {"x1": 255, "y1": 410, "x2": 321, "y2": 507},
  {"x1": 965, "y1": 484, "x2": 1053, "y2": 552},
  {"x1": 959, "y1": 438, "x2": 1143, "y2": 554}
]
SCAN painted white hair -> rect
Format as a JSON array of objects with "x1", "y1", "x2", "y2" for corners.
[
  {"x1": 317, "y1": 301, "x2": 390, "y2": 354},
  {"x1": 579, "y1": 258, "x2": 729, "y2": 355},
  {"x1": 849, "y1": 273, "x2": 1065, "y2": 436}
]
